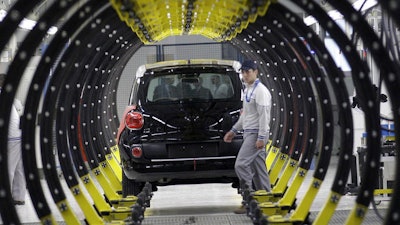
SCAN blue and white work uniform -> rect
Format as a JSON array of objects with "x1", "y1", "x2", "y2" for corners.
[{"x1": 231, "y1": 79, "x2": 272, "y2": 191}]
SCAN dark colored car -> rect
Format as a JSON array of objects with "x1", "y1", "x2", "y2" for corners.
[{"x1": 118, "y1": 59, "x2": 244, "y2": 196}]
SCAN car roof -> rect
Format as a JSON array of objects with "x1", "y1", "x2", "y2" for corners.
[{"x1": 135, "y1": 59, "x2": 241, "y2": 78}]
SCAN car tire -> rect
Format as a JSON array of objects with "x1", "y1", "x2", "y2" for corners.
[{"x1": 122, "y1": 171, "x2": 144, "y2": 197}]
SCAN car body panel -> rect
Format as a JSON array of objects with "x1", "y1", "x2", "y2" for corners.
[{"x1": 119, "y1": 59, "x2": 244, "y2": 186}]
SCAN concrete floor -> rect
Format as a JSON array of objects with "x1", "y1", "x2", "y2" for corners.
[{"x1": 1, "y1": 155, "x2": 391, "y2": 224}]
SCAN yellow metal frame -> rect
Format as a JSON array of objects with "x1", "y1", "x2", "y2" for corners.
[
  {"x1": 267, "y1": 177, "x2": 323, "y2": 224},
  {"x1": 91, "y1": 166, "x2": 122, "y2": 204},
  {"x1": 313, "y1": 191, "x2": 342, "y2": 225},
  {"x1": 110, "y1": 0, "x2": 273, "y2": 44},
  {"x1": 267, "y1": 215, "x2": 295, "y2": 225},
  {"x1": 374, "y1": 188, "x2": 393, "y2": 195},
  {"x1": 69, "y1": 184, "x2": 104, "y2": 224},
  {"x1": 80, "y1": 174, "x2": 113, "y2": 213},
  {"x1": 258, "y1": 168, "x2": 308, "y2": 216},
  {"x1": 107, "y1": 146, "x2": 122, "y2": 182},
  {"x1": 55, "y1": 200, "x2": 81, "y2": 224},
  {"x1": 39, "y1": 215, "x2": 58, "y2": 225},
  {"x1": 269, "y1": 152, "x2": 289, "y2": 185},
  {"x1": 253, "y1": 158, "x2": 298, "y2": 203},
  {"x1": 312, "y1": 188, "x2": 392, "y2": 224},
  {"x1": 110, "y1": 145, "x2": 121, "y2": 164},
  {"x1": 252, "y1": 190, "x2": 280, "y2": 203},
  {"x1": 78, "y1": 174, "x2": 136, "y2": 222},
  {"x1": 344, "y1": 203, "x2": 369, "y2": 225},
  {"x1": 99, "y1": 159, "x2": 122, "y2": 192},
  {"x1": 266, "y1": 145, "x2": 279, "y2": 171},
  {"x1": 290, "y1": 178, "x2": 323, "y2": 221},
  {"x1": 272, "y1": 158, "x2": 298, "y2": 194}
]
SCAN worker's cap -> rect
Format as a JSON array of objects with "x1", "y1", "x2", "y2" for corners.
[{"x1": 240, "y1": 60, "x2": 258, "y2": 71}]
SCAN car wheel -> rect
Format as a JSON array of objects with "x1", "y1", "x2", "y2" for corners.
[{"x1": 122, "y1": 171, "x2": 144, "y2": 197}]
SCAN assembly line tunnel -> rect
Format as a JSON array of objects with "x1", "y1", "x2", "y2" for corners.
[{"x1": 0, "y1": 0, "x2": 400, "y2": 224}]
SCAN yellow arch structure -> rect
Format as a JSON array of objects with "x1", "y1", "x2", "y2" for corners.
[{"x1": 110, "y1": 0, "x2": 275, "y2": 44}]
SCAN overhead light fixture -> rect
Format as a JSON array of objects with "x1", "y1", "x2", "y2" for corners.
[
  {"x1": 0, "y1": 9, "x2": 58, "y2": 35},
  {"x1": 303, "y1": 0, "x2": 378, "y2": 26}
]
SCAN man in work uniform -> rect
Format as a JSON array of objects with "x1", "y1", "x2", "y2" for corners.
[{"x1": 223, "y1": 60, "x2": 272, "y2": 214}]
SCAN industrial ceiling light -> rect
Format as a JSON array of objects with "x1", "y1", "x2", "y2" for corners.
[
  {"x1": 303, "y1": 0, "x2": 378, "y2": 26},
  {"x1": 0, "y1": 9, "x2": 58, "y2": 35}
]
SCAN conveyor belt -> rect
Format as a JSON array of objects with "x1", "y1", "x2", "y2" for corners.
[{"x1": 16, "y1": 209, "x2": 387, "y2": 225}]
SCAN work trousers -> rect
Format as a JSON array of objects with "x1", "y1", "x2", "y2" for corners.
[
  {"x1": 8, "y1": 140, "x2": 26, "y2": 202},
  {"x1": 235, "y1": 132, "x2": 271, "y2": 192}
]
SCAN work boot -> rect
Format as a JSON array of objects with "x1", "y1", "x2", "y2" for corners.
[{"x1": 233, "y1": 205, "x2": 247, "y2": 214}]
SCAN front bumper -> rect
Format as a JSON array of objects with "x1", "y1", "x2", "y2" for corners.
[
  {"x1": 123, "y1": 163, "x2": 237, "y2": 182},
  {"x1": 121, "y1": 139, "x2": 242, "y2": 182}
]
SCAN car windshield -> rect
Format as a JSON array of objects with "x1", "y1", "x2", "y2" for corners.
[{"x1": 147, "y1": 73, "x2": 234, "y2": 102}]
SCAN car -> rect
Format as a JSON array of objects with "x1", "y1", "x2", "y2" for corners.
[{"x1": 117, "y1": 59, "x2": 244, "y2": 196}]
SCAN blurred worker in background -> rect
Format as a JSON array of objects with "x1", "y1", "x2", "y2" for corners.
[
  {"x1": 211, "y1": 75, "x2": 229, "y2": 98},
  {"x1": 192, "y1": 76, "x2": 213, "y2": 99},
  {"x1": 0, "y1": 73, "x2": 26, "y2": 205},
  {"x1": 223, "y1": 60, "x2": 272, "y2": 214},
  {"x1": 153, "y1": 76, "x2": 178, "y2": 100}
]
